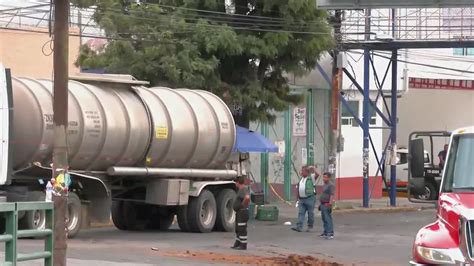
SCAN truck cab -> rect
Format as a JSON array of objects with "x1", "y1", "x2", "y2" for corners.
[{"x1": 410, "y1": 126, "x2": 474, "y2": 265}]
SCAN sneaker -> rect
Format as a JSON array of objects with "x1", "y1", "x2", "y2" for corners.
[
  {"x1": 325, "y1": 234, "x2": 334, "y2": 240},
  {"x1": 291, "y1": 227, "x2": 302, "y2": 232},
  {"x1": 306, "y1": 227, "x2": 313, "y2": 232},
  {"x1": 319, "y1": 233, "x2": 327, "y2": 238}
]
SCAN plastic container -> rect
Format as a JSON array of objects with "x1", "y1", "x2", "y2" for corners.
[
  {"x1": 45, "y1": 181, "x2": 53, "y2": 202},
  {"x1": 256, "y1": 205, "x2": 279, "y2": 221}
]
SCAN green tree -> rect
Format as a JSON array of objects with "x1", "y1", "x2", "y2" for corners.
[{"x1": 74, "y1": 0, "x2": 333, "y2": 125}]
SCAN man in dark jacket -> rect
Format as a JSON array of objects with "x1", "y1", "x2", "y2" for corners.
[{"x1": 232, "y1": 176, "x2": 250, "y2": 250}]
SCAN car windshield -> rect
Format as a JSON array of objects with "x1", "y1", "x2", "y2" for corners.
[{"x1": 443, "y1": 134, "x2": 474, "y2": 192}]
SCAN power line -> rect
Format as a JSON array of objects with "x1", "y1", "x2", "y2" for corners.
[
  {"x1": 96, "y1": 5, "x2": 328, "y2": 27},
  {"x1": 144, "y1": 2, "x2": 309, "y2": 23},
  {"x1": 76, "y1": 5, "x2": 333, "y2": 33},
  {"x1": 2, "y1": 10, "x2": 336, "y2": 36},
  {"x1": 0, "y1": 26, "x2": 182, "y2": 45}
]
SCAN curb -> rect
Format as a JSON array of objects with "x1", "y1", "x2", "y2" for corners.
[
  {"x1": 332, "y1": 206, "x2": 420, "y2": 214},
  {"x1": 90, "y1": 221, "x2": 114, "y2": 228},
  {"x1": 276, "y1": 205, "x2": 435, "y2": 220}
]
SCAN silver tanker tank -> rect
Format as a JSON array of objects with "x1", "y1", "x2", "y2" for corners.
[{"x1": 11, "y1": 77, "x2": 236, "y2": 172}]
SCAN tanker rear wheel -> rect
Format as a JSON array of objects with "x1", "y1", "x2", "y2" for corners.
[
  {"x1": 19, "y1": 191, "x2": 46, "y2": 231},
  {"x1": 111, "y1": 200, "x2": 127, "y2": 230},
  {"x1": 66, "y1": 192, "x2": 82, "y2": 238},
  {"x1": 177, "y1": 205, "x2": 190, "y2": 232},
  {"x1": 215, "y1": 189, "x2": 236, "y2": 232},
  {"x1": 122, "y1": 202, "x2": 148, "y2": 230},
  {"x1": 147, "y1": 206, "x2": 175, "y2": 231},
  {"x1": 187, "y1": 190, "x2": 217, "y2": 233}
]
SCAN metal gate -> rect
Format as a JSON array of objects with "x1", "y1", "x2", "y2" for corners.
[{"x1": 0, "y1": 202, "x2": 53, "y2": 266}]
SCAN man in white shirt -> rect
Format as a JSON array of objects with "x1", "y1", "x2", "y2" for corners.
[{"x1": 291, "y1": 165, "x2": 318, "y2": 232}]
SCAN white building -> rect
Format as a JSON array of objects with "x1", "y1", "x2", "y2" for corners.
[{"x1": 250, "y1": 7, "x2": 474, "y2": 201}]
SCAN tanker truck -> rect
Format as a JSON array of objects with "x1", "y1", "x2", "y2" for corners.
[{"x1": 0, "y1": 65, "x2": 247, "y2": 237}]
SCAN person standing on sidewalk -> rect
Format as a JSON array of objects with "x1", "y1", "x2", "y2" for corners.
[
  {"x1": 319, "y1": 172, "x2": 335, "y2": 239},
  {"x1": 292, "y1": 166, "x2": 317, "y2": 232},
  {"x1": 232, "y1": 176, "x2": 250, "y2": 250}
]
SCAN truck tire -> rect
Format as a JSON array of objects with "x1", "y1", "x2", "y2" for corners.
[
  {"x1": 111, "y1": 201, "x2": 127, "y2": 230},
  {"x1": 215, "y1": 189, "x2": 236, "y2": 232},
  {"x1": 177, "y1": 206, "x2": 190, "y2": 232},
  {"x1": 154, "y1": 214, "x2": 174, "y2": 231},
  {"x1": 187, "y1": 190, "x2": 217, "y2": 233},
  {"x1": 122, "y1": 202, "x2": 147, "y2": 230},
  {"x1": 19, "y1": 191, "x2": 46, "y2": 231},
  {"x1": 417, "y1": 181, "x2": 438, "y2": 201},
  {"x1": 147, "y1": 207, "x2": 175, "y2": 231},
  {"x1": 66, "y1": 192, "x2": 82, "y2": 238}
]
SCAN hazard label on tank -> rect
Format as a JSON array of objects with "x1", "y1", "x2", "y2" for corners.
[{"x1": 155, "y1": 126, "x2": 168, "y2": 139}]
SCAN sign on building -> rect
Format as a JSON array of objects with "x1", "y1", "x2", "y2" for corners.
[
  {"x1": 276, "y1": 140, "x2": 285, "y2": 157},
  {"x1": 293, "y1": 107, "x2": 306, "y2": 137}
]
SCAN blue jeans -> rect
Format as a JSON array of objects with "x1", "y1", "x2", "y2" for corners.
[
  {"x1": 296, "y1": 195, "x2": 315, "y2": 230},
  {"x1": 320, "y1": 204, "x2": 334, "y2": 234}
]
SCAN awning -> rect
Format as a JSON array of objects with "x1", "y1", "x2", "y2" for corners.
[{"x1": 233, "y1": 126, "x2": 278, "y2": 153}]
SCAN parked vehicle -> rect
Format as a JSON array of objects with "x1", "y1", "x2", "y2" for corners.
[
  {"x1": 409, "y1": 126, "x2": 474, "y2": 265},
  {"x1": 384, "y1": 148, "x2": 440, "y2": 199},
  {"x1": 0, "y1": 65, "x2": 248, "y2": 237},
  {"x1": 405, "y1": 131, "x2": 450, "y2": 201}
]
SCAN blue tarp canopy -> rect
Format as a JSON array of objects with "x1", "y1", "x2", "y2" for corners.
[{"x1": 233, "y1": 126, "x2": 278, "y2": 153}]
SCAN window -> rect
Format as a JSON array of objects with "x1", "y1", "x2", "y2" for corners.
[
  {"x1": 442, "y1": 135, "x2": 474, "y2": 192},
  {"x1": 341, "y1": 100, "x2": 359, "y2": 126},
  {"x1": 398, "y1": 153, "x2": 408, "y2": 165},
  {"x1": 424, "y1": 153, "x2": 430, "y2": 164}
]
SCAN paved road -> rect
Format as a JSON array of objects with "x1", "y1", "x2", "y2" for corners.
[{"x1": 8, "y1": 209, "x2": 435, "y2": 265}]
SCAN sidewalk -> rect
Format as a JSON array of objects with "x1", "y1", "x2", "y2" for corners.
[{"x1": 268, "y1": 197, "x2": 435, "y2": 219}]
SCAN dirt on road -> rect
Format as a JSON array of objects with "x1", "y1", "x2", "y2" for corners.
[{"x1": 154, "y1": 249, "x2": 342, "y2": 265}]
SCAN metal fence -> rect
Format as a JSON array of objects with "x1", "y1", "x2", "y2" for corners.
[{"x1": 0, "y1": 202, "x2": 53, "y2": 266}]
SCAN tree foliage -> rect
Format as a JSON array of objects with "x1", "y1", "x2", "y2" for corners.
[{"x1": 74, "y1": 0, "x2": 333, "y2": 125}]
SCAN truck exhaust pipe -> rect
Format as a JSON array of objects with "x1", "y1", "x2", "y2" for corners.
[{"x1": 107, "y1": 166, "x2": 238, "y2": 179}]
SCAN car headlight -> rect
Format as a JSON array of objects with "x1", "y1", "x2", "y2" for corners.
[{"x1": 417, "y1": 246, "x2": 455, "y2": 264}]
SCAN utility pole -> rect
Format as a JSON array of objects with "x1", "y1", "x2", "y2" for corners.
[
  {"x1": 362, "y1": 9, "x2": 371, "y2": 208},
  {"x1": 329, "y1": 10, "x2": 342, "y2": 176},
  {"x1": 52, "y1": 0, "x2": 69, "y2": 265}
]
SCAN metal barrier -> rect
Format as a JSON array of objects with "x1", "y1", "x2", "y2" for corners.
[{"x1": 0, "y1": 202, "x2": 53, "y2": 266}]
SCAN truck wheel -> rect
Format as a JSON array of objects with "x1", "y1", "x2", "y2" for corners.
[
  {"x1": 122, "y1": 202, "x2": 147, "y2": 230},
  {"x1": 66, "y1": 192, "x2": 82, "y2": 238},
  {"x1": 417, "y1": 181, "x2": 438, "y2": 200},
  {"x1": 187, "y1": 190, "x2": 217, "y2": 233},
  {"x1": 147, "y1": 207, "x2": 175, "y2": 231},
  {"x1": 215, "y1": 189, "x2": 236, "y2": 232},
  {"x1": 156, "y1": 214, "x2": 174, "y2": 231},
  {"x1": 111, "y1": 201, "x2": 127, "y2": 230},
  {"x1": 177, "y1": 206, "x2": 190, "y2": 232},
  {"x1": 19, "y1": 191, "x2": 46, "y2": 230}
]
